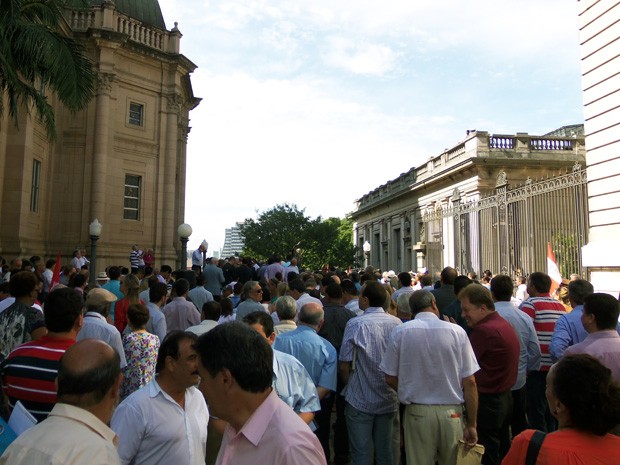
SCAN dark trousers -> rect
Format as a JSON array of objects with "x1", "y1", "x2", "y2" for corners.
[
  {"x1": 333, "y1": 393, "x2": 350, "y2": 464},
  {"x1": 315, "y1": 394, "x2": 334, "y2": 461},
  {"x1": 478, "y1": 390, "x2": 512, "y2": 465},
  {"x1": 526, "y1": 371, "x2": 557, "y2": 432},
  {"x1": 511, "y1": 386, "x2": 527, "y2": 438}
]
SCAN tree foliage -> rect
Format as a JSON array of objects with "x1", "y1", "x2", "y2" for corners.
[
  {"x1": 239, "y1": 204, "x2": 358, "y2": 270},
  {"x1": 0, "y1": 0, "x2": 96, "y2": 140}
]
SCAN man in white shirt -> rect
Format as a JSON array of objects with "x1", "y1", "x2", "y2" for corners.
[
  {"x1": 112, "y1": 331, "x2": 209, "y2": 465},
  {"x1": 288, "y1": 278, "x2": 323, "y2": 312},
  {"x1": 0, "y1": 339, "x2": 123, "y2": 465}
]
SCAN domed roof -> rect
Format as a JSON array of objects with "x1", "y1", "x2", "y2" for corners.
[{"x1": 85, "y1": 0, "x2": 166, "y2": 30}]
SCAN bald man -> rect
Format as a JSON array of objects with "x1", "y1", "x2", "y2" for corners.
[{"x1": 0, "y1": 340, "x2": 122, "y2": 464}]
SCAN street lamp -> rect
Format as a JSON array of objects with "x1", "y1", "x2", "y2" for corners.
[
  {"x1": 363, "y1": 240, "x2": 371, "y2": 269},
  {"x1": 89, "y1": 219, "x2": 102, "y2": 287},
  {"x1": 178, "y1": 223, "x2": 193, "y2": 270}
]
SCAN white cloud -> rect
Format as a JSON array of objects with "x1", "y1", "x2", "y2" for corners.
[{"x1": 323, "y1": 37, "x2": 399, "y2": 76}]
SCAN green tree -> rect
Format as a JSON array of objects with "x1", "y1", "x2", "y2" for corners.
[
  {"x1": 240, "y1": 204, "x2": 358, "y2": 270},
  {"x1": 0, "y1": 0, "x2": 96, "y2": 140}
]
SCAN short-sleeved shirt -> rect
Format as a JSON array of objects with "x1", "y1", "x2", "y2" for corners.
[
  {"x1": 380, "y1": 311, "x2": 479, "y2": 405},
  {"x1": 273, "y1": 350, "x2": 320, "y2": 414},
  {"x1": 340, "y1": 307, "x2": 401, "y2": 414},
  {"x1": 78, "y1": 312, "x2": 127, "y2": 368},
  {"x1": 565, "y1": 330, "x2": 620, "y2": 382},
  {"x1": 162, "y1": 297, "x2": 201, "y2": 332},
  {"x1": 273, "y1": 326, "x2": 337, "y2": 392},
  {"x1": 0, "y1": 301, "x2": 45, "y2": 361}
]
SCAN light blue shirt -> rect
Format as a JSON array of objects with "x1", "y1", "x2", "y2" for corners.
[
  {"x1": 273, "y1": 349, "x2": 320, "y2": 413},
  {"x1": 273, "y1": 325, "x2": 337, "y2": 392},
  {"x1": 102, "y1": 280, "x2": 123, "y2": 321},
  {"x1": 188, "y1": 286, "x2": 214, "y2": 314},
  {"x1": 145, "y1": 302, "x2": 167, "y2": 342},
  {"x1": 78, "y1": 312, "x2": 127, "y2": 368},
  {"x1": 235, "y1": 299, "x2": 266, "y2": 321},
  {"x1": 340, "y1": 307, "x2": 402, "y2": 414},
  {"x1": 495, "y1": 302, "x2": 541, "y2": 389}
]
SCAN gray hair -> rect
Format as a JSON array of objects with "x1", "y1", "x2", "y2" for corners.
[
  {"x1": 298, "y1": 303, "x2": 324, "y2": 327},
  {"x1": 275, "y1": 296, "x2": 297, "y2": 320},
  {"x1": 242, "y1": 281, "x2": 259, "y2": 299},
  {"x1": 409, "y1": 290, "x2": 435, "y2": 314},
  {"x1": 396, "y1": 292, "x2": 413, "y2": 316}
]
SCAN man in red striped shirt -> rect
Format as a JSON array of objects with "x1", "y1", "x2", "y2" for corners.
[
  {"x1": 519, "y1": 272, "x2": 566, "y2": 432},
  {"x1": 2, "y1": 287, "x2": 83, "y2": 422}
]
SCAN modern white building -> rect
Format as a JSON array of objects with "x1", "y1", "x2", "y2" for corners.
[{"x1": 221, "y1": 223, "x2": 244, "y2": 258}]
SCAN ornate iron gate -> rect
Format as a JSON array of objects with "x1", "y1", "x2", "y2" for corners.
[{"x1": 423, "y1": 163, "x2": 588, "y2": 277}]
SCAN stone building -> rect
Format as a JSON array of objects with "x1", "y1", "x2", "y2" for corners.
[
  {"x1": 350, "y1": 128, "x2": 587, "y2": 277},
  {"x1": 0, "y1": 0, "x2": 199, "y2": 271},
  {"x1": 577, "y1": 0, "x2": 620, "y2": 295}
]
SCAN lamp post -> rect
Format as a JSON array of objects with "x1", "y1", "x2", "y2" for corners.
[
  {"x1": 178, "y1": 223, "x2": 193, "y2": 270},
  {"x1": 363, "y1": 240, "x2": 371, "y2": 269},
  {"x1": 89, "y1": 219, "x2": 102, "y2": 287}
]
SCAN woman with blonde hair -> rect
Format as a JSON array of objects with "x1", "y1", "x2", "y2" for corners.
[{"x1": 114, "y1": 273, "x2": 143, "y2": 333}]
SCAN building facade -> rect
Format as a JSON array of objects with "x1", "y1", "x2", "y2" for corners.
[
  {"x1": 221, "y1": 223, "x2": 245, "y2": 258},
  {"x1": 350, "y1": 128, "x2": 587, "y2": 277},
  {"x1": 578, "y1": 0, "x2": 620, "y2": 295},
  {"x1": 0, "y1": 0, "x2": 199, "y2": 271}
]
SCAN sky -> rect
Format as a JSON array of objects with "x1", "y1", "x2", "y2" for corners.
[{"x1": 158, "y1": 0, "x2": 584, "y2": 253}]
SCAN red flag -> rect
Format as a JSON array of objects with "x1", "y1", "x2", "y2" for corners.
[
  {"x1": 50, "y1": 253, "x2": 61, "y2": 291},
  {"x1": 546, "y1": 243, "x2": 562, "y2": 294}
]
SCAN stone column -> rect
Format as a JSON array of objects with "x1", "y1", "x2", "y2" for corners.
[{"x1": 162, "y1": 95, "x2": 180, "y2": 262}]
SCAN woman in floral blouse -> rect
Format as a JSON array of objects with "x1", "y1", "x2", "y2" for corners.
[{"x1": 120, "y1": 303, "x2": 160, "y2": 399}]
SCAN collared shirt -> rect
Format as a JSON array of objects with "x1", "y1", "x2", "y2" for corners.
[
  {"x1": 273, "y1": 349, "x2": 320, "y2": 413},
  {"x1": 216, "y1": 389, "x2": 325, "y2": 465},
  {"x1": 145, "y1": 303, "x2": 167, "y2": 341},
  {"x1": 549, "y1": 305, "x2": 588, "y2": 362},
  {"x1": 318, "y1": 304, "x2": 356, "y2": 353},
  {"x1": 265, "y1": 262, "x2": 285, "y2": 281},
  {"x1": 77, "y1": 312, "x2": 127, "y2": 368},
  {"x1": 345, "y1": 299, "x2": 362, "y2": 316},
  {"x1": 188, "y1": 286, "x2": 214, "y2": 314},
  {"x1": 274, "y1": 320, "x2": 297, "y2": 335},
  {"x1": 0, "y1": 403, "x2": 121, "y2": 465},
  {"x1": 565, "y1": 330, "x2": 620, "y2": 381},
  {"x1": 2, "y1": 335, "x2": 75, "y2": 422},
  {"x1": 273, "y1": 326, "x2": 337, "y2": 392},
  {"x1": 111, "y1": 379, "x2": 209, "y2": 465},
  {"x1": 235, "y1": 299, "x2": 266, "y2": 321},
  {"x1": 520, "y1": 294, "x2": 567, "y2": 370},
  {"x1": 186, "y1": 320, "x2": 218, "y2": 336},
  {"x1": 469, "y1": 311, "x2": 520, "y2": 394},
  {"x1": 191, "y1": 249, "x2": 204, "y2": 267},
  {"x1": 340, "y1": 307, "x2": 401, "y2": 414},
  {"x1": 380, "y1": 311, "x2": 479, "y2": 405},
  {"x1": 163, "y1": 297, "x2": 201, "y2": 332},
  {"x1": 392, "y1": 286, "x2": 414, "y2": 301},
  {"x1": 495, "y1": 301, "x2": 541, "y2": 389}
]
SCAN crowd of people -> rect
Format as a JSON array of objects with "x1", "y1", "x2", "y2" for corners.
[{"x1": 0, "y1": 250, "x2": 619, "y2": 465}]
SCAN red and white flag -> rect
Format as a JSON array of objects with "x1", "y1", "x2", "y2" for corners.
[
  {"x1": 50, "y1": 253, "x2": 61, "y2": 291},
  {"x1": 547, "y1": 242, "x2": 562, "y2": 294}
]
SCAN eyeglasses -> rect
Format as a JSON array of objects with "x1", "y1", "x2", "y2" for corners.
[{"x1": 253, "y1": 289, "x2": 263, "y2": 294}]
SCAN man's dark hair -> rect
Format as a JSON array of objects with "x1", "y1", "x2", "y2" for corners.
[
  {"x1": 149, "y1": 281, "x2": 168, "y2": 303},
  {"x1": 156, "y1": 331, "x2": 199, "y2": 373},
  {"x1": 220, "y1": 297, "x2": 234, "y2": 317},
  {"x1": 202, "y1": 301, "x2": 222, "y2": 321},
  {"x1": 584, "y1": 293, "x2": 620, "y2": 330},
  {"x1": 44, "y1": 288, "x2": 83, "y2": 332},
  {"x1": 173, "y1": 278, "x2": 190, "y2": 296},
  {"x1": 160, "y1": 265, "x2": 173, "y2": 274},
  {"x1": 568, "y1": 279, "x2": 594, "y2": 305},
  {"x1": 72, "y1": 274, "x2": 87, "y2": 288},
  {"x1": 107, "y1": 266, "x2": 121, "y2": 280},
  {"x1": 57, "y1": 347, "x2": 120, "y2": 407},
  {"x1": 325, "y1": 282, "x2": 343, "y2": 300},
  {"x1": 398, "y1": 272, "x2": 412, "y2": 287},
  {"x1": 288, "y1": 279, "x2": 306, "y2": 294},
  {"x1": 419, "y1": 274, "x2": 433, "y2": 287},
  {"x1": 9, "y1": 271, "x2": 38, "y2": 298},
  {"x1": 195, "y1": 274, "x2": 205, "y2": 287},
  {"x1": 127, "y1": 303, "x2": 150, "y2": 328},
  {"x1": 243, "y1": 310, "x2": 274, "y2": 336},
  {"x1": 454, "y1": 275, "x2": 473, "y2": 296},
  {"x1": 194, "y1": 322, "x2": 273, "y2": 393},
  {"x1": 528, "y1": 272, "x2": 552, "y2": 294},
  {"x1": 0, "y1": 282, "x2": 9, "y2": 294},
  {"x1": 340, "y1": 279, "x2": 357, "y2": 296},
  {"x1": 144, "y1": 266, "x2": 153, "y2": 276},
  {"x1": 440, "y1": 267, "x2": 457, "y2": 285},
  {"x1": 362, "y1": 281, "x2": 387, "y2": 307},
  {"x1": 45, "y1": 259, "x2": 56, "y2": 269},
  {"x1": 490, "y1": 275, "x2": 513, "y2": 302}
]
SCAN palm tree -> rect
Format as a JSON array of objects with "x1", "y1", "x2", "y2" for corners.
[{"x1": 0, "y1": 0, "x2": 95, "y2": 141}]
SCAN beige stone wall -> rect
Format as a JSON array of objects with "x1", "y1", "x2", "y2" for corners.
[{"x1": 0, "y1": 5, "x2": 198, "y2": 275}]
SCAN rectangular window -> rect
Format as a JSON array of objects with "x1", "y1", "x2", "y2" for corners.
[
  {"x1": 124, "y1": 175, "x2": 141, "y2": 220},
  {"x1": 128, "y1": 102, "x2": 144, "y2": 126},
  {"x1": 30, "y1": 159, "x2": 41, "y2": 212}
]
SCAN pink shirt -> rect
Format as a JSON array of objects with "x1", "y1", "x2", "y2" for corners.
[
  {"x1": 216, "y1": 389, "x2": 326, "y2": 465},
  {"x1": 565, "y1": 330, "x2": 620, "y2": 382}
]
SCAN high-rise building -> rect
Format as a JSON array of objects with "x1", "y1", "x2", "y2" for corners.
[
  {"x1": 221, "y1": 223, "x2": 245, "y2": 258},
  {"x1": 0, "y1": 0, "x2": 199, "y2": 271}
]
